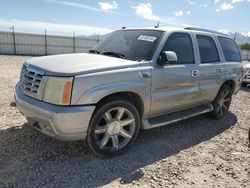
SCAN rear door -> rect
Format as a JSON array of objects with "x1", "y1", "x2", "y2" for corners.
[
  {"x1": 195, "y1": 34, "x2": 223, "y2": 103},
  {"x1": 217, "y1": 37, "x2": 242, "y2": 94}
]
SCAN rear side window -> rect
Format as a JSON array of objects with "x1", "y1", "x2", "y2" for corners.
[
  {"x1": 218, "y1": 37, "x2": 242, "y2": 62},
  {"x1": 197, "y1": 35, "x2": 220, "y2": 63},
  {"x1": 162, "y1": 33, "x2": 194, "y2": 64}
]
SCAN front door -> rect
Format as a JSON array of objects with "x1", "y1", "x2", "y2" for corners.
[{"x1": 150, "y1": 32, "x2": 201, "y2": 116}]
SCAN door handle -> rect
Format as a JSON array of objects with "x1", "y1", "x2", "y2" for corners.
[
  {"x1": 192, "y1": 70, "x2": 200, "y2": 77},
  {"x1": 139, "y1": 72, "x2": 151, "y2": 79},
  {"x1": 217, "y1": 68, "x2": 223, "y2": 74}
]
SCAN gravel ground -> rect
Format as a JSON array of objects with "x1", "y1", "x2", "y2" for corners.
[{"x1": 0, "y1": 55, "x2": 249, "y2": 188}]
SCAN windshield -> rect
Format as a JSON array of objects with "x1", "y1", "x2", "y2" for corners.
[{"x1": 92, "y1": 30, "x2": 164, "y2": 61}]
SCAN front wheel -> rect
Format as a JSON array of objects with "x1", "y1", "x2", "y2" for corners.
[
  {"x1": 87, "y1": 98, "x2": 140, "y2": 157},
  {"x1": 210, "y1": 85, "x2": 232, "y2": 119}
]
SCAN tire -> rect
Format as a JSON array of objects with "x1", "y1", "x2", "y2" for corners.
[
  {"x1": 86, "y1": 98, "x2": 140, "y2": 157},
  {"x1": 210, "y1": 85, "x2": 232, "y2": 119},
  {"x1": 241, "y1": 82, "x2": 248, "y2": 87}
]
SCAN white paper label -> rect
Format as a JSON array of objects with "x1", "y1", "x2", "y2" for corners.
[{"x1": 137, "y1": 35, "x2": 157, "y2": 42}]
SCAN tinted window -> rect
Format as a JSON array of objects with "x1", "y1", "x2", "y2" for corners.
[
  {"x1": 93, "y1": 30, "x2": 163, "y2": 61},
  {"x1": 218, "y1": 37, "x2": 241, "y2": 62},
  {"x1": 197, "y1": 35, "x2": 220, "y2": 63},
  {"x1": 162, "y1": 33, "x2": 194, "y2": 64}
]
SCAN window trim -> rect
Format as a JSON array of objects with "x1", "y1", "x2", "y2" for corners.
[
  {"x1": 161, "y1": 32, "x2": 195, "y2": 65},
  {"x1": 217, "y1": 36, "x2": 242, "y2": 62},
  {"x1": 196, "y1": 35, "x2": 220, "y2": 64}
]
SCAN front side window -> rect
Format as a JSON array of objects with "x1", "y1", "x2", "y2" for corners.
[
  {"x1": 93, "y1": 30, "x2": 164, "y2": 61},
  {"x1": 162, "y1": 33, "x2": 195, "y2": 64},
  {"x1": 197, "y1": 35, "x2": 220, "y2": 63},
  {"x1": 218, "y1": 37, "x2": 242, "y2": 62}
]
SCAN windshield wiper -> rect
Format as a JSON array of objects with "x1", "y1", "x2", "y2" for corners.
[
  {"x1": 88, "y1": 49, "x2": 100, "y2": 54},
  {"x1": 102, "y1": 51, "x2": 127, "y2": 59}
]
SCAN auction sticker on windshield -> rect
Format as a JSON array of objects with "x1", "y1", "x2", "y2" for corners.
[{"x1": 137, "y1": 35, "x2": 157, "y2": 42}]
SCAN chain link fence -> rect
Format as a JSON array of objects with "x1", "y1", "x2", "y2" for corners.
[
  {"x1": 0, "y1": 31, "x2": 99, "y2": 56},
  {"x1": 241, "y1": 50, "x2": 250, "y2": 61}
]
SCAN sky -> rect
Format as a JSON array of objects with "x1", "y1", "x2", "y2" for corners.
[{"x1": 0, "y1": 0, "x2": 249, "y2": 36}]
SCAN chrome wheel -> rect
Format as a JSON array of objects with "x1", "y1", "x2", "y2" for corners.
[
  {"x1": 217, "y1": 89, "x2": 231, "y2": 116},
  {"x1": 94, "y1": 107, "x2": 136, "y2": 151},
  {"x1": 211, "y1": 85, "x2": 232, "y2": 119}
]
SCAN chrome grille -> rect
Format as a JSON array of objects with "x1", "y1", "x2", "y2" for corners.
[{"x1": 20, "y1": 64, "x2": 46, "y2": 99}]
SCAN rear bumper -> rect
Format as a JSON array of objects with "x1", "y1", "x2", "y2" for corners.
[{"x1": 15, "y1": 84, "x2": 95, "y2": 141}]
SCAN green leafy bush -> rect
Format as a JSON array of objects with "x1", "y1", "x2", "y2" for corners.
[{"x1": 239, "y1": 43, "x2": 250, "y2": 50}]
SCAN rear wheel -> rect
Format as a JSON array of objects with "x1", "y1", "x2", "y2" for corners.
[
  {"x1": 87, "y1": 98, "x2": 140, "y2": 157},
  {"x1": 210, "y1": 85, "x2": 232, "y2": 119}
]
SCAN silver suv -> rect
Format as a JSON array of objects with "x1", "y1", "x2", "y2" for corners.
[{"x1": 15, "y1": 27, "x2": 243, "y2": 156}]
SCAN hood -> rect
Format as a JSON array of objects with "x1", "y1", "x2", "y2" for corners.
[{"x1": 25, "y1": 53, "x2": 140, "y2": 76}]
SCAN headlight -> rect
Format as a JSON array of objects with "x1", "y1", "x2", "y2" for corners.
[{"x1": 43, "y1": 77, "x2": 73, "y2": 105}]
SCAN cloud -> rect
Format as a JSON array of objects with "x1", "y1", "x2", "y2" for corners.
[
  {"x1": 43, "y1": 0, "x2": 101, "y2": 11},
  {"x1": 0, "y1": 18, "x2": 112, "y2": 36},
  {"x1": 174, "y1": 10, "x2": 184, "y2": 16},
  {"x1": 131, "y1": 3, "x2": 189, "y2": 27},
  {"x1": 217, "y1": 2, "x2": 234, "y2": 11},
  {"x1": 173, "y1": 10, "x2": 191, "y2": 16},
  {"x1": 131, "y1": 3, "x2": 160, "y2": 21},
  {"x1": 187, "y1": 0, "x2": 196, "y2": 5},
  {"x1": 232, "y1": 0, "x2": 245, "y2": 3},
  {"x1": 42, "y1": 0, "x2": 120, "y2": 14},
  {"x1": 214, "y1": 0, "x2": 220, "y2": 3},
  {"x1": 98, "y1": 1, "x2": 118, "y2": 10},
  {"x1": 130, "y1": 4, "x2": 188, "y2": 27}
]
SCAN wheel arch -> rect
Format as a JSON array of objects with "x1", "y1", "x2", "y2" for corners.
[
  {"x1": 95, "y1": 91, "x2": 144, "y2": 118},
  {"x1": 214, "y1": 79, "x2": 235, "y2": 101},
  {"x1": 221, "y1": 80, "x2": 236, "y2": 92}
]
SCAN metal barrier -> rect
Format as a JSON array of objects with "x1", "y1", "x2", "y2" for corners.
[
  {"x1": 0, "y1": 31, "x2": 98, "y2": 55},
  {"x1": 241, "y1": 50, "x2": 250, "y2": 61}
]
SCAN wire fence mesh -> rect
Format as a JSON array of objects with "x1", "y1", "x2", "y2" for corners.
[
  {"x1": 0, "y1": 31, "x2": 99, "y2": 56},
  {"x1": 240, "y1": 50, "x2": 250, "y2": 61}
]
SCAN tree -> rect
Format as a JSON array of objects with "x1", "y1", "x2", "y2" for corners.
[{"x1": 239, "y1": 43, "x2": 250, "y2": 50}]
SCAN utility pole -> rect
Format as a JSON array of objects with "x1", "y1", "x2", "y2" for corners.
[
  {"x1": 9, "y1": 26, "x2": 16, "y2": 55},
  {"x1": 97, "y1": 33, "x2": 100, "y2": 43},
  {"x1": 73, "y1": 31, "x2": 76, "y2": 53},
  {"x1": 45, "y1": 29, "x2": 48, "y2": 55}
]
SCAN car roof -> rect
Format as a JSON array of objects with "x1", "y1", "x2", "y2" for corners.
[{"x1": 118, "y1": 27, "x2": 230, "y2": 38}]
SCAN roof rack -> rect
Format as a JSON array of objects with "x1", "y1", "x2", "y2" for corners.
[{"x1": 184, "y1": 27, "x2": 228, "y2": 36}]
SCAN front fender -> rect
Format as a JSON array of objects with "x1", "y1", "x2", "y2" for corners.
[{"x1": 74, "y1": 81, "x2": 151, "y2": 116}]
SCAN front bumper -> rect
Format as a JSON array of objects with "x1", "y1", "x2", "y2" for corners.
[{"x1": 15, "y1": 84, "x2": 95, "y2": 141}]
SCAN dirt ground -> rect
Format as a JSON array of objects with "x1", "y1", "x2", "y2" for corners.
[{"x1": 0, "y1": 55, "x2": 249, "y2": 188}]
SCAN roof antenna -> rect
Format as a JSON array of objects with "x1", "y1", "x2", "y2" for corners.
[{"x1": 154, "y1": 21, "x2": 160, "y2": 28}]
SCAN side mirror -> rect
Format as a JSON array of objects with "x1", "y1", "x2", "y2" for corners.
[{"x1": 157, "y1": 51, "x2": 178, "y2": 66}]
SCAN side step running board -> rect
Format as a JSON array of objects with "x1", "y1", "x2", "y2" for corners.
[{"x1": 142, "y1": 103, "x2": 214, "y2": 129}]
